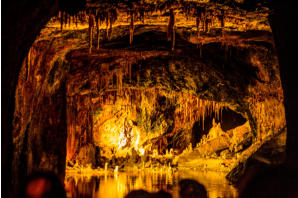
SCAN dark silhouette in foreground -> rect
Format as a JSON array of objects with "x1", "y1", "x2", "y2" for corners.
[
  {"x1": 179, "y1": 179, "x2": 207, "y2": 198},
  {"x1": 19, "y1": 171, "x2": 66, "y2": 198},
  {"x1": 124, "y1": 179, "x2": 207, "y2": 198},
  {"x1": 239, "y1": 165, "x2": 298, "y2": 198},
  {"x1": 153, "y1": 190, "x2": 172, "y2": 198},
  {"x1": 124, "y1": 190, "x2": 172, "y2": 198},
  {"x1": 125, "y1": 190, "x2": 152, "y2": 198}
]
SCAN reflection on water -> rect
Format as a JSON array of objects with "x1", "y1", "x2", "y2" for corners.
[{"x1": 65, "y1": 170, "x2": 238, "y2": 198}]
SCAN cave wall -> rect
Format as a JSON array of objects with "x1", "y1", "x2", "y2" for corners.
[
  {"x1": 2, "y1": 0, "x2": 59, "y2": 196},
  {"x1": 11, "y1": 27, "x2": 79, "y2": 188},
  {"x1": 269, "y1": 2, "x2": 298, "y2": 166}
]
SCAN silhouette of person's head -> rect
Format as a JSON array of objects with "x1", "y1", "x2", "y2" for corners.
[
  {"x1": 20, "y1": 171, "x2": 66, "y2": 198},
  {"x1": 125, "y1": 190, "x2": 152, "y2": 198},
  {"x1": 125, "y1": 189, "x2": 173, "y2": 198},
  {"x1": 179, "y1": 179, "x2": 207, "y2": 198},
  {"x1": 153, "y1": 190, "x2": 172, "y2": 198}
]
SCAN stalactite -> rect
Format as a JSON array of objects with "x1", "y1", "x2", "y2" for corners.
[
  {"x1": 205, "y1": 18, "x2": 210, "y2": 33},
  {"x1": 201, "y1": 8, "x2": 206, "y2": 33},
  {"x1": 202, "y1": 105, "x2": 205, "y2": 130},
  {"x1": 68, "y1": 14, "x2": 71, "y2": 27},
  {"x1": 196, "y1": 15, "x2": 200, "y2": 40},
  {"x1": 79, "y1": 11, "x2": 82, "y2": 22},
  {"x1": 140, "y1": 10, "x2": 145, "y2": 24},
  {"x1": 166, "y1": 9, "x2": 175, "y2": 51},
  {"x1": 89, "y1": 95, "x2": 94, "y2": 143},
  {"x1": 129, "y1": 10, "x2": 134, "y2": 45},
  {"x1": 106, "y1": 12, "x2": 110, "y2": 39},
  {"x1": 170, "y1": 28, "x2": 175, "y2": 51},
  {"x1": 220, "y1": 9, "x2": 225, "y2": 35},
  {"x1": 64, "y1": 12, "x2": 67, "y2": 28},
  {"x1": 109, "y1": 17, "x2": 113, "y2": 39},
  {"x1": 167, "y1": 9, "x2": 174, "y2": 41},
  {"x1": 218, "y1": 105, "x2": 221, "y2": 121},
  {"x1": 96, "y1": 14, "x2": 100, "y2": 49},
  {"x1": 75, "y1": 14, "x2": 78, "y2": 27},
  {"x1": 89, "y1": 14, "x2": 94, "y2": 54},
  {"x1": 129, "y1": 63, "x2": 132, "y2": 81},
  {"x1": 60, "y1": 11, "x2": 64, "y2": 31}
]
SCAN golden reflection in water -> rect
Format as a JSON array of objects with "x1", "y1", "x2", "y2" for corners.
[{"x1": 65, "y1": 170, "x2": 238, "y2": 198}]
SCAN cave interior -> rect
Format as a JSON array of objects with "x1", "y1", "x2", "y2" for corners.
[{"x1": 3, "y1": 0, "x2": 298, "y2": 197}]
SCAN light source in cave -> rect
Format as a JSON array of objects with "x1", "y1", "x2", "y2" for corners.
[{"x1": 66, "y1": 81, "x2": 255, "y2": 172}]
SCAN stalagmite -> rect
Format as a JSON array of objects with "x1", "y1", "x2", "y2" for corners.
[{"x1": 129, "y1": 10, "x2": 134, "y2": 45}]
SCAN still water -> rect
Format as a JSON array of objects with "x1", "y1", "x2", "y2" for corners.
[{"x1": 65, "y1": 169, "x2": 238, "y2": 198}]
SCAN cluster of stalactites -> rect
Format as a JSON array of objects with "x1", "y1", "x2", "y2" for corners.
[
  {"x1": 95, "y1": 85, "x2": 225, "y2": 134},
  {"x1": 58, "y1": 7, "x2": 148, "y2": 52},
  {"x1": 195, "y1": 7, "x2": 225, "y2": 56},
  {"x1": 166, "y1": 5, "x2": 226, "y2": 52},
  {"x1": 194, "y1": 7, "x2": 225, "y2": 34},
  {"x1": 90, "y1": 8, "x2": 118, "y2": 53},
  {"x1": 96, "y1": 59, "x2": 132, "y2": 94},
  {"x1": 175, "y1": 93, "x2": 225, "y2": 130},
  {"x1": 59, "y1": 10, "x2": 87, "y2": 30},
  {"x1": 56, "y1": 3, "x2": 228, "y2": 53},
  {"x1": 248, "y1": 96, "x2": 286, "y2": 141},
  {"x1": 58, "y1": 9, "x2": 118, "y2": 53},
  {"x1": 97, "y1": 88, "x2": 155, "y2": 106}
]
